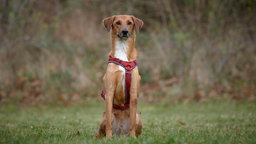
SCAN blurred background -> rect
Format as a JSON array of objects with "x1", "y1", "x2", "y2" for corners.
[{"x1": 0, "y1": 0, "x2": 255, "y2": 105}]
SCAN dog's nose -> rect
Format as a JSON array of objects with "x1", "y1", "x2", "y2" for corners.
[{"x1": 121, "y1": 30, "x2": 129, "y2": 36}]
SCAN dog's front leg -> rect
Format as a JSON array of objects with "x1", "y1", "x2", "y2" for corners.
[
  {"x1": 129, "y1": 71, "x2": 139, "y2": 138},
  {"x1": 105, "y1": 74, "x2": 115, "y2": 138},
  {"x1": 105, "y1": 91, "x2": 114, "y2": 137}
]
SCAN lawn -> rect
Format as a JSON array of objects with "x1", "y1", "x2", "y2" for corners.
[{"x1": 0, "y1": 100, "x2": 256, "y2": 144}]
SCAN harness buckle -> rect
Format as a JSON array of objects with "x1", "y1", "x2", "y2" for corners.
[{"x1": 126, "y1": 64, "x2": 131, "y2": 71}]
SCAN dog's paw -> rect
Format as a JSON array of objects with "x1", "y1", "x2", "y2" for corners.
[
  {"x1": 106, "y1": 130, "x2": 112, "y2": 138},
  {"x1": 130, "y1": 131, "x2": 136, "y2": 138}
]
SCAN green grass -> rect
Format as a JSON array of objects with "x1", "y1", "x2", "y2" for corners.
[{"x1": 1, "y1": 100, "x2": 256, "y2": 144}]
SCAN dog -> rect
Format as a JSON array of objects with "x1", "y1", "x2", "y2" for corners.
[{"x1": 96, "y1": 15, "x2": 143, "y2": 138}]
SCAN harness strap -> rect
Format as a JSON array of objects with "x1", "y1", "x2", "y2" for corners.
[{"x1": 101, "y1": 56, "x2": 138, "y2": 110}]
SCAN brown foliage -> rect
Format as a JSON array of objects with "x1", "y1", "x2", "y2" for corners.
[{"x1": 0, "y1": 0, "x2": 255, "y2": 104}]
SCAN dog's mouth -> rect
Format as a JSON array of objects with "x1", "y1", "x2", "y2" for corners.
[{"x1": 117, "y1": 33, "x2": 129, "y2": 39}]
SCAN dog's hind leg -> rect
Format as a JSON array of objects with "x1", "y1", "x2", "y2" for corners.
[
  {"x1": 96, "y1": 112, "x2": 115, "y2": 138},
  {"x1": 136, "y1": 112, "x2": 142, "y2": 137},
  {"x1": 96, "y1": 112, "x2": 106, "y2": 138}
]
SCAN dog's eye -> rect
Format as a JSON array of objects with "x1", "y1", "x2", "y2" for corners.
[
  {"x1": 116, "y1": 21, "x2": 121, "y2": 25},
  {"x1": 127, "y1": 21, "x2": 132, "y2": 25}
]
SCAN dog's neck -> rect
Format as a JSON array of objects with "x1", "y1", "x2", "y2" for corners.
[{"x1": 110, "y1": 37, "x2": 137, "y2": 61}]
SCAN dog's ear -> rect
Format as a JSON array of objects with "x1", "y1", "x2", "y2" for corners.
[
  {"x1": 132, "y1": 16, "x2": 143, "y2": 32},
  {"x1": 103, "y1": 16, "x2": 114, "y2": 32}
]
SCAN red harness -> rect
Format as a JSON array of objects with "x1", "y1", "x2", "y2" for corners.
[{"x1": 101, "y1": 56, "x2": 138, "y2": 110}]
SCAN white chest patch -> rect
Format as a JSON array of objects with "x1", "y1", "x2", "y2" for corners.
[
  {"x1": 114, "y1": 40, "x2": 128, "y2": 61},
  {"x1": 114, "y1": 40, "x2": 128, "y2": 74}
]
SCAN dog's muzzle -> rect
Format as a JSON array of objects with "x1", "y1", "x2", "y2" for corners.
[{"x1": 118, "y1": 29, "x2": 129, "y2": 38}]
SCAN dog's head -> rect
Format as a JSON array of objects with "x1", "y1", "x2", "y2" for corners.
[{"x1": 103, "y1": 15, "x2": 143, "y2": 40}]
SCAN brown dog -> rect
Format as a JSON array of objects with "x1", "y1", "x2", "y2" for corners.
[{"x1": 96, "y1": 15, "x2": 143, "y2": 138}]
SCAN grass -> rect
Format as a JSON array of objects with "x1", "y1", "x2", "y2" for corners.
[{"x1": 0, "y1": 100, "x2": 256, "y2": 144}]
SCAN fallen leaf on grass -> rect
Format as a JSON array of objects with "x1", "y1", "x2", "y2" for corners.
[{"x1": 178, "y1": 120, "x2": 187, "y2": 126}]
